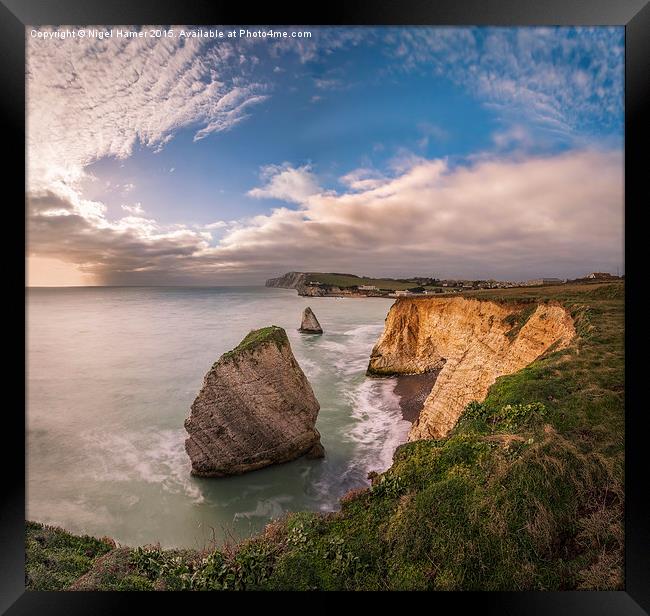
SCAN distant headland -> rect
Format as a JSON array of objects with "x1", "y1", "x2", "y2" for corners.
[{"x1": 265, "y1": 271, "x2": 622, "y2": 298}]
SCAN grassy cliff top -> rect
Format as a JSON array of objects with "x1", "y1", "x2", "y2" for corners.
[
  {"x1": 221, "y1": 326, "x2": 288, "y2": 361},
  {"x1": 306, "y1": 272, "x2": 427, "y2": 290}
]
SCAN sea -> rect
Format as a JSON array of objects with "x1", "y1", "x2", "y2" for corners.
[{"x1": 26, "y1": 286, "x2": 409, "y2": 549}]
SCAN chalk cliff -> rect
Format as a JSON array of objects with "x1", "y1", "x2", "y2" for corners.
[
  {"x1": 265, "y1": 272, "x2": 308, "y2": 289},
  {"x1": 184, "y1": 326, "x2": 324, "y2": 477},
  {"x1": 368, "y1": 297, "x2": 575, "y2": 440}
]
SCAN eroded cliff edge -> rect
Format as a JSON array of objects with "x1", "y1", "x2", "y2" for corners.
[
  {"x1": 185, "y1": 326, "x2": 324, "y2": 477},
  {"x1": 368, "y1": 297, "x2": 575, "y2": 440}
]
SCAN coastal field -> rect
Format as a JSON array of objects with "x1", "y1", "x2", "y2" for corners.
[
  {"x1": 306, "y1": 273, "x2": 432, "y2": 291},
  {"x1": 27, "y1": 281, "x2": 624, "y2": 591}
]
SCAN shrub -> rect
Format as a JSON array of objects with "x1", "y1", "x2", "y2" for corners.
[
  {"x1": 370, "y1": 473, "x2": 406, "y2": 499},
  {"x1": 458, "y1": 400, "x2": 547, "y2": 433},
  {"x1": 493, "y1": 402, "x2": 546, "y2": 431},
  {"x1": 130, "y1": 541, "x2": 276, "y2": 591}
]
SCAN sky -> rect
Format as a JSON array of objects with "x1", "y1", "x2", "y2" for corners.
[{"x1": 26, "y1": 26, "x2": 625, "y2": 286}]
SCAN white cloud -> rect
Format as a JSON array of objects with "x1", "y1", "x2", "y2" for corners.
[
  {"x1": 388, "y1": 149, "x2": 429, "y2": 174},
  {"x1": 492, "y1": 125, "x2": 533, "y2": 149},
  {"x1": 339, "y1": 168, "x2": 388, "y2": 192},
  {"x1": 204, "y1": 220, "x2": 228, "y2": 230},
  {"x1": 247, "y1": 163, "x2": 321, "y2": 204},
  {"x1": 121, "y1": 203, "x2": 144, "y2": 215}
]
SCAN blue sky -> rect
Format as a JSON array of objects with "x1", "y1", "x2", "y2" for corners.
[{"x1": 27, "y1": 26, "x2": 624, "y2": 285}]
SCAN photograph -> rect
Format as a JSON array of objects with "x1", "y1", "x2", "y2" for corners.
[{"x1": 14, "y1": 10, "x2": 640, "y2": 600}]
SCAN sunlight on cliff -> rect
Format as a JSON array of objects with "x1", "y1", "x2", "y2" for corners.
[{"x1": 368, "y1": 297, "x2": 575, "y2": 440}]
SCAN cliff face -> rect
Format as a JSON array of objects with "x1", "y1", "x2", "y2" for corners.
[
  {"x1": 185, "y1": 326, "x2": 324, "y2": 477},
  {"x1": 368, "y1": 297, "x2": 575, "y2": 440},
  {"x1": 265, "y1": 272, "x2": 308, "y2": 289}
]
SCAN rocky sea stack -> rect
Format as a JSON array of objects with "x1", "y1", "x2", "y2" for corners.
[
  {"x1": 299, "y1": 307, "x2": 323, "y2": 334},
  {"x1": 184, "y1": 326, "x2": 324, "y2": 477}
]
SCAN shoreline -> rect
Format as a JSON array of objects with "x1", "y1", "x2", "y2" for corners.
[{"x1": 392, "y1": 371, "x2": 440, "y2": 423}]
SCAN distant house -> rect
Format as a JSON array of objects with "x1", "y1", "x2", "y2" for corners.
[
  {"x1": 358, "y1": 285, "x2": 378, "y2": 291},
  {"x1": 393, "y1": 290, "x2": 410, "y2": 297},
  {"x1": 586, "y1": 272, "x2": 617, "y2": 280}
]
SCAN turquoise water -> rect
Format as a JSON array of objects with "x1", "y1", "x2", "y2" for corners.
[{"x1": 26, "y1": 287, "x2": 406, "y2": 548}]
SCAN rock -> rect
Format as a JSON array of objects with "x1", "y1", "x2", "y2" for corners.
[
  {"x1": 297, "y1": 285, "x2": 329, "y2": 297},
  {"x1": 299, "y1": 307, "x2": 323, "y2": 334},
  {"x1": 368, "y1": 297, "x2": 575, "y2": 440},
  {"x1": 184, "y1": 326, "x2": 324, "y2": 477},
  {"x1": 305, "y1": 441, "x2": 325, "y2": 459}
]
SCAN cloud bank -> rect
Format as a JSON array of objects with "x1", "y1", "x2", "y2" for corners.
[{"x1": 28, "y1": 150, "x2": 623, "y2": 284}]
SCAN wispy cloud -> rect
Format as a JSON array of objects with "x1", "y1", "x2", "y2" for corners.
[
  {"x1": 313, "y1": 78, "x2": 343, "y2": 90},
  {"x1": 417, "y1": 122, "x2": 450, "y2": 149},
  {"x1": 384, "y1": 27, "x2": 623, "y2": 137},
  {"x1": 27, "y1": 29, "x2": 269, "y2": 193},
  {"x1": 121, "y1": 203, "x2": 144, "y2": 215}
]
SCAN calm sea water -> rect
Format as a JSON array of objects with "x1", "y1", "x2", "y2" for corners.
[{"x1": 26, "y1": 287, "x2": 406, "y2": 548}]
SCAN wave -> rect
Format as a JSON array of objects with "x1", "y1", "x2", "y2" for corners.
[
  {"x1": 319, "y1": 323, "x2": 384, "y2": 376},
  {"x1": 82, "y1": 428, "x2": 204, "y2": 503},
  {"x1": 345, "y1": 377, "x2": 410, "y2": 477},
  {"x1": 233, "y1": 495, "x2": 294, "y2": 521}
]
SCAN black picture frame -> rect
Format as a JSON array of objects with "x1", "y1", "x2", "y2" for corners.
[{"x1": 4, "y1": 0, "x2": 648, "y2": 612}]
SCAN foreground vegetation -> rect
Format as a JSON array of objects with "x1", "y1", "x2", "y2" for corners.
[{"x1": 26, "y1": 282, "x2": 624, "y2": 591}]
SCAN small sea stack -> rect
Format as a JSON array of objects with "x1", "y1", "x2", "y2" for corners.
[
  {"x1": 184, "y1": 326, "x2": 324, "y2": 477},
  {"x1": 299, "y1": 306, "x2": 323, "y2": 334}
]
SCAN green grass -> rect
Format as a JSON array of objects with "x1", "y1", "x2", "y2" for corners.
[
  {"x1": 306, "y1": 272, "x2": 425, "y2": 291},
  {"x1": 502, "y1": 303, "x2": 538, "y2": 341},
  {"x1": 25, "y1": 522, "x2": 115, "y2": 590},
  {"x1": 221, "y1": 326, "x2": 287, "y2": 361},
  {"x1": 26, "y1": 281, "x2": 624, "y2": 591}
]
